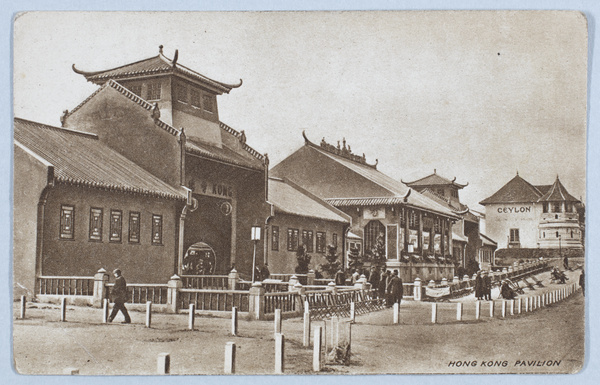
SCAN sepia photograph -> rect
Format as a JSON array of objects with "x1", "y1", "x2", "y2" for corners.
[{"x1": 10, "y1": 9, "x2": 590, "y2": 377}]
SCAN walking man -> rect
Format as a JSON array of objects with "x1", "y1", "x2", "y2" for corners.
[
  {"x1": 483, "y1": 270, "x2": 492, "y2": 301},
  {"x1": 108, "y1": 269, "x2": 131, "y2": 324},
  {"x1": 387, "y1": 270, "x2": 404, "y2": 304}
]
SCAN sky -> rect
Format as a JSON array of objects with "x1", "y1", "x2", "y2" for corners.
[{"x1": 13, "y1": 11, "x2": 588, "y2": 211}]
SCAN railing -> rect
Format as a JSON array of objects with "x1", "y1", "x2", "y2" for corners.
[
  {"x1": 237, "y1": 280, "x2": 252, "y2": 291},
  {"x1": 262, "y1": 281, "x2": 289, "y2": 293},
  {"x1": 314, "y1": 278, "x2": 334, "y2": 286},
  {"x1": 181, "y1": 275, "x2": 229, "y2": 290},
  {"x1": 305, "y1": 288, "x2": 385, "y2": 320},
  {"x1": 37, "y1": 276, "x2": 94, "y2": 296},
  {"x1": 106, "y1": 283, "x2": 168, "y2": 304},
  {"x1": 179, "y1": 289, "x2": 250, "y2": 312},
  {"x1": 269, "y1": 274, "x2": 308, "y2": 285},
  {"x1": 264, "y1": 292, "x2": 299, "y2": 314}
]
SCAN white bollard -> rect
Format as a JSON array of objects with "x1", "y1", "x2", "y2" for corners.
[
  {"x1": 431, "y1": 303, "x2": 437, "y2": 324},
  {"x1": 224, "y1": 342, "x2": 236, "y2": 374},
  {"x1": 146, "y1": 301, "x2": 152, "y2": 328},
  {"x1": 103, "y1": 298, "x2": 109, "y2": 323},
  {"x1": 489, "y1": 301, "x2": 495, "y2": 317},
  {"x1": 303, "y1": 311, "x2": 311, "y2": 347},
  {"x1": 188, "y1": 304, "x2": 195, "y2": 330},
  {"x1": 313, "y1": 326, "x2": 322, "y2": 372},
  {"x1": 524, "y1": 297, "x2": 529, "y2": 312},
  {"x1": 304, "y1": 300, "x2": 310, "y2": 314},
  {"x1": 20, "y1": 296, "x2": 26, "y2": 319},
  {"x1": 275, "y1": 333, "x2": 285, "y2": 374},
  {"x1": 456, "y1": 303, "x2": 463, "y2": 321},
  {"x1": 274, "y1": 309, "x2": 282, "y2": 334},
  {"x1": 60, "y1": 297, "x2": 67, "y2": 322},
  {"x1": 475, "y1": 301, "x2": 481, "y2": 320},
  {"x1": 393, "y1": 302, "x2": 399, "y2": 324},
  {"x1": 157, "y1": 353, "x2": 170, "y2": 374},
  {"x1": 517, "y1": 298, "x2": 522, "y2": 314},
  {"x1": 501, "y1": 300, "x2": 506, "y2": 318},
  {"x1": 231, "y1": 307, "x2": 238, "y2": 336},
  {"x1": 509, "y1": 300, "x2": 514, "y2": 316},
  {"x1": 350, "y1": 302, "x2": 356, "y2": 323}
]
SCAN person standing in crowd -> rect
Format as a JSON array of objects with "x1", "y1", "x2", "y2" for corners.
[
  {"x1": 483, "y1": 270, "x2": 492, "y2": 301},
  {"x1": 579, "y1": 269, "x2": 585, "y2": 296},
  {"x1": 351, "y1": 269, "x2": 360, "y2": 284},
  {"x1": 108, "y1": 269, "x2": 131, "y2": 324},
  {"x1": 368, "y1": 266, "x2": 380, "y2": 297},
  {"x1": 378, "y1": 269, "x2": 389, "y2": 302},
  {"x1": 335, "y1": 269, "x2": 346, "y2": 286},
  {"x1": 260, "y1": 263, "x2": 271, "y2": 281},
  {"x1": 387, "y1": 270, "x2": 404, "y2": 305},
  {"x1": 475, "y1": 271, "x2": 484, "y2": 300},
  {"x1": 563, "y1": 256, "x2": 569, "y2": 271}
]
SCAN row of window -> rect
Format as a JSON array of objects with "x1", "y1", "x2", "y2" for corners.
[
  {"x1": 59, "y1": 205, "x2": 163, "y2": 245},
  {"x1": 270, "y1": 226, "x2": 337, "y2": 253},
  {"x1": 542, "y1": 202, "x2": 575, "y2": 214},
  {"x1": 173, "y1": 81, "x2": 214, "y2": 113},
  {"x1": 129, "y1": 82, "x2": 162, "y2": 101}
]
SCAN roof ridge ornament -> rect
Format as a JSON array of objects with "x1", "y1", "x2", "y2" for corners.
[
  {"x1": 159, "y1": 45, "x2": 163, "y2": 54},
  {"x1": 172, "y1": 49, "x2": 179, "y2": 67}
]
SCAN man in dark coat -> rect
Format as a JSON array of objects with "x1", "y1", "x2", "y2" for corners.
[
  {"x1": 483, "y1": 271, "x2": 492, "y2": 301},
  {"x1": 368, "y1": 266, "x2": 380, "y2": 297},
  {"x1": 260, "y1": 263, "x2": 271, "y2": 281},
  {"x1": 475, "y1": 271, "x2": 484, "y2": 300},
  {"x1": 108, "y1": 269, "x2": 131, "y2": 324},
  {"x1": 579, "y1": 269, "x2": 585, "y2": 296},
  {"x1": 334, "y1": 269, "x2": 346, "y2": 286},
  {"x1": 563, "y1": 256, "x2": 569, "y2": 270},
  {"x1": 387, "y1": 270, "x2": 403, "y2": 304},
  {"x1": 378, "y1": 269, "x2": 389, "y2": 302}
]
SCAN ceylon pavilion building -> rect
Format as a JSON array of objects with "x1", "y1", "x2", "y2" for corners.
[{"x1": 480, "y1": 173, "x2": 583, "y2": 250}]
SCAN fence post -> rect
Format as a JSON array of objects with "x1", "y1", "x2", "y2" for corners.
[
  {"x1": 249, "y1": 282, "x2": 265, "y2": 320},
  {"x1": 275, "y1": 333, "x2": 285, "y2": 374},
  {"x1": 475, "y1": 300, "x2": 481, "y2": 320},
  {"x1": 224, "y1": 342, "x2": 236, "y2": 374},
  {"x1": 146, "y1": 301, "x2": 152, "y2": 328},
  {"x1": 188, "y1": 304, "x2": 195, "y2": 330},
  {"x1": 431, "y1": 303, "x2": 437, "y2": 324},
  {"x1": 303, "y1": 310, "x2": 311, "y2": 347},
  {"x1": 304, "y1": 300, "x2": 310, "y2": 314},
  {"x1": 157, "y1": 353, "x2": 170, "y2": 375},
  {"x1": 509, "y1": 299, "x2": 514, "y2": 316},
  {"x1": 102, "y1": 298, "x2": 109, "y2": 323},
  {"x1": 228, "y1": 269, "x2": 239, "y2": 291},
  {"x1": 60, "y1": 297, "x2": 67, "y2": 322},
  {"x1": 274, "y1": 309, "x2": 282, "y2": 334},
  {"x1": 289, "y1": 275, "x2": 299, "y2": 287},
  {"x1": 393, "y1": 302, "x2": 399, "y2": 324},
  {"x1": 413, "y1": 278, "x2": 422, "y2": 301},
  {"x1": 517, "y1": 298, "x2": 522, "y2": 314},
  {"x1": 313, "y1": 326, "x2": 322, "y2": 372},
  {"x1": 501, "y1": 300, "x2": 506, "y2": 317},
  {"x1": 231, "y1": 307, "x2": 238, "y2": 336},
  {"x1": 307, "y1": 270, "x2": 316, "y2": 286},
  {"x1": 327, "y1": 282, "x2": 338, "y2": 294},
  {"x1": 20, "y1": 296, "x2": 26, "y2": 319},
  {"x1": 525, "y1": 297, "x2": 529, "y2": 312},
  {"x1": 93, "y1": 268, "x2": 110, "y2": 308},
  {"x1": 489, "y1": 301, "x2": 495, "y2": 317},
  {"x1": 456, "y1": 302, "x2": 463, "y2": 321},
  {"x1": 167, "y1": 275, "x2": 182, "y2": 314}
]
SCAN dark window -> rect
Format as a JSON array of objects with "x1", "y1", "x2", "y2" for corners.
[
  {"x1": 60, "y1": 205, "x2": 74, "y2": 239},
  {"x1": 190, "y1": 89, "x2": 201, "y2": 108},
  {"x1": 152, "y1": 214, "x2": 163, "y2": 245},
  {"x1": 287, "y1": 228, "x2": 299, "y2": 251},
  {"x1": 316, "y1": 231, "x2": 326, "y2": 253},
  {"x1": 147, "y1": 82, "x2": 161, "y2": 100},
  {"x1": 332, "y1": 233, "x2": 338, "y2": 248},
  {"x1": 129, "y1": 212, "x2": 140, "y2": 243},
  {"x1": 176, "y1": 82, "x2": 188, "y2": 103},
  {"x1": 203, "y1": 94, "x2": 214, "y2": 112},
  {"x1": 365, "y1": 220, "x2": 386, "y2": 255},
  {"x1": 510, "y1": 228, "x2": 520, "y2": 243},
  {"x1": 437, "y1": 188, "x2": 445, "y2": 196},
  {"x1": 571, "y1": 230, "x2": 574, "y2": 238},
  {"x1": 109, "y1": 210, "x2": 122, "y2": 243},
  {"x1": 272, "y1": 226, "x2": 279, "y2": 251},
  {"x1": 130, "y1": 85, "x2": 142, "y2": 97},
  {"x1": 409, "y1": 210, "x2": 419, "y2": 229},
  {"x1": 89, "y1": 208, "x2": 103, "y2": 241},
  {"x1": 556, "y1": 231, "x2": 560, "y2": 238},
  {"x1": 553, "y1": 203, "x2": 561, "y2": 213},
  {"x1": 302, "y1": 230, "x2": 314, "y2": 253},
  {"x1": 543, "y1": 203, "x2": 548, "y2": 213}
]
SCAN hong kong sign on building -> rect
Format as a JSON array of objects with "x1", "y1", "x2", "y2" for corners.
[
  {"x1": 190, "y1": 179, "x2": 234, "y2": 199},
  {"x1": 496, "y1": 206, "x2": 532, "y2": 214}
]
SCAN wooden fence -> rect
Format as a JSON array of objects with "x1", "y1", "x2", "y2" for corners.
[
  {"x1": 37, "y1": 276, "x2": 94, "y2": 296},
  {"x1": 264, "y1": 292, "x2": 299, "y2": 314},
  {"x1": 105, "y1": 283, "x2": 169, "y2": 304},
  {"x1": 181, "y1": 275, "x2": 229, "y2": 290},
  {"x1": 179, "y1": 289, "x2": 250, "y2": 312}
]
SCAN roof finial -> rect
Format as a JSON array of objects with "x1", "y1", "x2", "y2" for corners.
[
  {"x1": 159, "y1": 45, "x2": 164, "y2": 54},
  {"x1": 434, "y1": 168, "x2": 436, "y2": 174},
  {"x1": 516, "y1": 170, "x2": 519, "y2": 176},
  {"x1": 173, "y1": 49, "x2": 179, "y2": 66}
]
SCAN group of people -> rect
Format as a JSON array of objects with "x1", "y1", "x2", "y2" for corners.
[
  {"x1": 474, "y1": 270, "x2": 492, "y2": 301},
  {"x1": 552, "y1": 267, "x2": 568, "y2": 284},
  {"x1": 253, "y1": 263, "x2": 271, "y2": 282},
  {"x1": 368, "y1": 267, "x2": 404, "y2": 306}
]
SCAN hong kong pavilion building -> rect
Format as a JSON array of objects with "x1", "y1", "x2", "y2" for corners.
[
  {"x1": 480, "y1": 173, "x2": 583, "y2": 250},
  {"x1": 271, "y1": 133, "x2": 460, "y2": 281},
  {"x1": 14, "y1": 46, "x2": 271, "y2": 297}
]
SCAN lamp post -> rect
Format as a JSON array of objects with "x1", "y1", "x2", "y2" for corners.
[{"x1": 251, "y1": 225, "x2": 261, "y2": 282}]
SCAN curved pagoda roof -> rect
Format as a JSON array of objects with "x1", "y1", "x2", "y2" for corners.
[
  {"x1": 479, "y1": 173, "x2": 579, "y2": 205},
  {"x1": 72, "y1": 45, "x2": 242, "y2": 95},
  {"x1": 402, "y1": 169, "x2": 468, "y2": 189}
]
